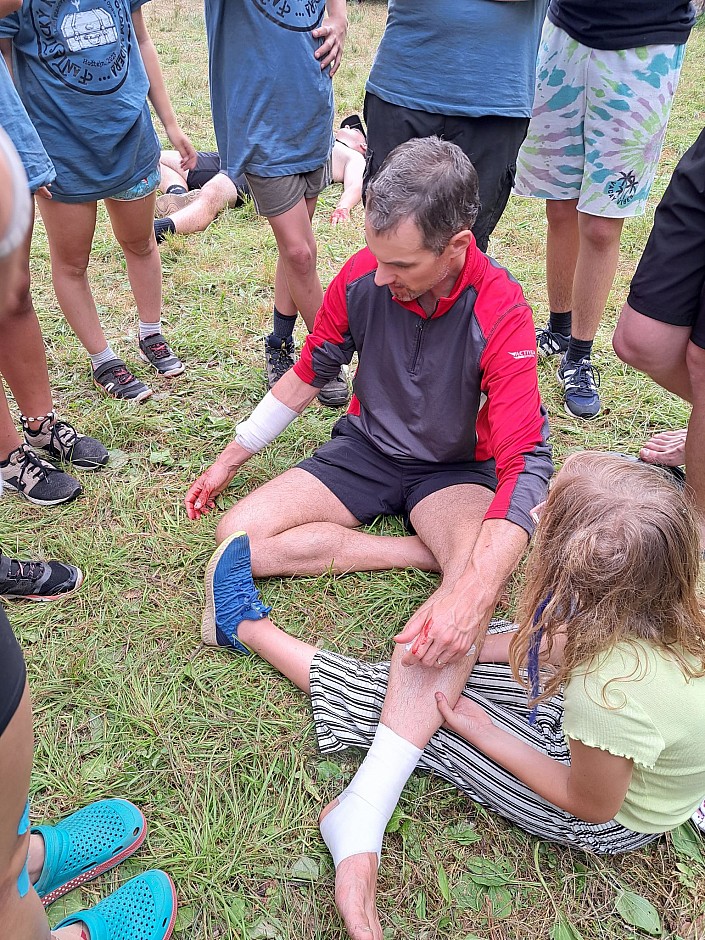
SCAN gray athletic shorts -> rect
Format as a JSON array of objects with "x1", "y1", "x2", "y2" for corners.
[{"x1": 244, "y1": 158, "x2": 332, "y2": 218}]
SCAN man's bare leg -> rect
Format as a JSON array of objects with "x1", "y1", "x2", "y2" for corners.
[
  {"x1": 545, "y1": 198, "x2": 579, "y2": 313},
  {"x1": 320, "y1": 485, "x2": 494, "y2": 940},
  {"x1": 215, "y1": 468, "x2": 439, "y2": 575},
  {"x1": 158, "y1": 151, "x2": 188, "y2": 192},
  {"x1": 168, "y1": 175, "x2": 238, "y2": 235}
]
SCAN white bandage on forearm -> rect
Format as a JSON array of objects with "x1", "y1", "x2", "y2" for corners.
[{"x1": 234, "y1": 391, "x2": 299, "y2": 454}]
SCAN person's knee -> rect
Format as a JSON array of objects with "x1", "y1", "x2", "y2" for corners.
[
  {"x1": 279, "y1": 238, "x2": 317, "y2": 279},
  {"x1": 546, "y1": 199, "x2": 577, "y2": 228},
  {"x1": 579, "y1": 213, "x2": 623, "y2": 252},
  {"x1": 612, "y1": 305, "x2": 646, "y2": 367},
  {"x1": 685, "y1": 340, "x2": 705, "y2": 391},
  {"x1": 215, "y1": 500, "x2": 275, "y2": 545},
  {"x1": 119, "y1": 233, "x2": 157, "y2": 258}
]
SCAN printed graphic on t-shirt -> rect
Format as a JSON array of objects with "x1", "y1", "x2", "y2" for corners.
[
  {"x1": 31, "y1": 0, "x2": 132, "y2": 94},
  {"x1": 249, "y1": 0, "x2": 324, "y2": 32}
]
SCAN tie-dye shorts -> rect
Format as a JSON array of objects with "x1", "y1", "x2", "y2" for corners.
[{"x1": 514, "y1": 20, "x2": 685, "y2": 218}]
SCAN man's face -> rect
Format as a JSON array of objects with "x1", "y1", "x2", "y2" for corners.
[
  {"x1": 366, "y1": 217, "x2": 458, "y2": 304},
  {"x1": 336, "y1": 127, "x2": 367, "y2": 156}
]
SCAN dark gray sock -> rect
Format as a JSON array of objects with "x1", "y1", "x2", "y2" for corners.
[
  {"x1": 549, "y1": 310, "x2": 572, "y2": 335},
  {"x1": 566, "y1": 337, "x2": 593, "y2": 363},
  {"x1": 271, "y1": 306, "x2": 297, "y2": 341},
  {"x1": 154, "y1": 218, "x2": 176, "y2": 243},
  {"x1": 166, "y1": 184, "x2": 187, "y2": 195}
]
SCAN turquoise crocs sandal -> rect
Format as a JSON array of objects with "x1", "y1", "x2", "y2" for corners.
[
  {"x1": 34, "y1": 798, "x2": 147, "y2": 907},
  {"x1": 53, "y1": 869, "x2": 177, "y2": 940}
]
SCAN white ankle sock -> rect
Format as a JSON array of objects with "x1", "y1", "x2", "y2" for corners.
[
  {"x1": 320, "y1": 723, "x2": 422, "y2": 868},
  {"x1": 89, "y1": 346, "x2": 117, "y2": 370},
  {"x1": 139, "y1": 319, "x2": 161, "y2": 340}
]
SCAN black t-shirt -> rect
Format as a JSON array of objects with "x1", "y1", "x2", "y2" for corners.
[{"x1": 548, "y1": 1, "x2": 695, "y2": 50}]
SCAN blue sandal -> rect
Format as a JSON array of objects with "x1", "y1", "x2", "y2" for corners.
[
  {"x1": 34, "y1": 798, "x2": 146, "y2": 907},
  {"x1": 53, "y1": 870, "x2": 177, "y2": 940}
]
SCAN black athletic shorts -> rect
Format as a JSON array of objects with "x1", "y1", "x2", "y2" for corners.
[
  {"x1": 627, "y1": 127, "x2": 705, "y2": 350},
  {"x1": 297, "y1": 416, "x2": 498, "y2": 527},
  {"x1": 0, "y1": 606, "x2": 26, "y2": 737},
  {"x1": 186, "y1": 151, "x2": 250, "y2": 204},
  {"x1": 362, "y1": 93, "x2": 529, "y2": 253}
]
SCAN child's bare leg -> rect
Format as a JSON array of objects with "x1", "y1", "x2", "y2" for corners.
[
  {"x1": 237, "y1": 616, "x2": 317, "y2": 693},
  {"x1": 268, "y1": 195, "x2": 322, "y2": 331},
  {"x1": 36, "y1": 198, "x2": 107, "y2": 354},
  {"x1": 105, "y1": 192, "x2": 161, "y2": 328}
]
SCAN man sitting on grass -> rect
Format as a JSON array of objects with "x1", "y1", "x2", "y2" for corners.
[
  {"x1": 186, "y1": 144, "x2": 552, "y2": 935},
  {"x1": 154, "y1": 117, "x2": 367, "y2": 241}
]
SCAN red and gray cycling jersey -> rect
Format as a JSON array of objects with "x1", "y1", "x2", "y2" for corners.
[{"x1": 293, "y1": 240, "x2": 553, "y2": 534}]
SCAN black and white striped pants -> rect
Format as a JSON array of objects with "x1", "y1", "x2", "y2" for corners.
[{"x1": 309, "y1": 627, "x2": 657, "y2": 856}]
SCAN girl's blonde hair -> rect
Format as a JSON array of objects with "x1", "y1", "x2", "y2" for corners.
[{"x1": 510, "y1": 452, "x2": 705, "y2": 702}]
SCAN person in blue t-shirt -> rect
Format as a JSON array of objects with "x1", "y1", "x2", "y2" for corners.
[
  {"x1": 204, "y1": 0, "x2": 351, "y2": 409},
  {"x1": 0, "y1": 0, "x2": 197, "y2": 402},
  {"x1": 363, "y1": 0, "x2": 547, "y2": 254},
  {"x1": 0, "y1": 46, "x2": 109, "y2": 509}
]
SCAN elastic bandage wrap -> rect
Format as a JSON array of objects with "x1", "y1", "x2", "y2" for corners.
[
  {"x1": 0, "y1": 127, "x2": 31, "y2": 259},
  {"x1": 320, "y1": 723, "x2": 422, "y2": 869},
  {"x1": 234, "y1": 391, "x2": 299, "y2": 454}
]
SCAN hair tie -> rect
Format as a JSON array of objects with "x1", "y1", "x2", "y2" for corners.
[{"x1": 527, "y1": 593, "x2": 552, "y2": 725}]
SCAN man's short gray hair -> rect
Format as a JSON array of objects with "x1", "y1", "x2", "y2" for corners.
[{"x1": 365, "y1": 137, "x2": 481, "y2": 255}]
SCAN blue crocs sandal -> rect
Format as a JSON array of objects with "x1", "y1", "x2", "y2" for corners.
[
  {"x1": 201, "y1": 530, "x2": 271, "y2": 652},
  {"x1": 53, "y1": 869, "x2": 177, "y2": 940},
  {"x1": 34, "y1": 798, "x2": 146, "y2": 907}
]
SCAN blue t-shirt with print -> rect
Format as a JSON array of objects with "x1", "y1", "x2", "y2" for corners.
[
  {"x1": 204, "y1": 0, "x2": 334, "y2": 180},
  {"x1": 0, "y1": 54, "x2": 54, "y2": 192},
  {"x1": 0, "y1": 0, "x2": 159, "y2": 202},
  {"x1": 367, "y1": 0, "x2": 548, "y2": 118}
]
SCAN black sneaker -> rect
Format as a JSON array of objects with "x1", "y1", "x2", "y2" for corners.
[
  {"x1": 264, "y1": 336, "x2": 296, "y2": 390},
  {"x1": 557, "y1": 355, "x2": 601, "y2": 420},
  {"x1": 0, "y1": 552, "x2": 83, "y2": 601},
  {"x1": 23, "y1": 415, "x2": 109, "y2": 470},
  {"x1": 317, "y1": 367, "x2": 351, "y2": 409},
  {"x1": 93, "y1": 358, "x2": 153, "y2": 402},
  {"x1": 0, "y1": 445, "x2": 82, "y2": 506},
  {"x1": 138, "y1": 333, "x2": 185, "y2": 377},
  {"x1": 536, "y1": 325, "x2": 570, "y2": 358}
]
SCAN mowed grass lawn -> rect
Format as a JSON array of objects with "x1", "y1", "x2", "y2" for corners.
[{"x1": 3, "y1": 2, "x2": 705, "y2": 937}]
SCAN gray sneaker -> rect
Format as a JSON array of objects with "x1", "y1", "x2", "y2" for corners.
[
  {"x1": 0, "y1": 552, "x2": 83, "y2": 601},
  {"x1": 264, "y1": 336, "x2": 296, "y2": 389},
  {"x1": 23, "y1": 415, "x2": 109, "y2": 470},
  {"x1": 317, "y1": 367, "x2": 351, "y2": 409},
  {"x1": 0, "y1": 445, "x2": 82, "y2": 506},
  {"x1": 93, "y1": 358, "x2": 153, "y2": 403},
  {"x1": 138, "y1": 333, "x2": 185, "y2": 377}
]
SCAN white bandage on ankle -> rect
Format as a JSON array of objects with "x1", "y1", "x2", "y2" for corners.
[
  {"x1": 234, "y1": 391, "x2": 299, "y2": 454},
  {"x1": 320, "y1": 723, "x2": 422, "y2": 868}
]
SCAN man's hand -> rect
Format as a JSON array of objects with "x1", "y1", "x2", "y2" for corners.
[
  {"x1": 185, "y1": 460, "x2": 238, "y2": 520},
  {"x1": 394, "y1": 587, "x2": 486, "y2": 668},
  {"x1": 435, "y1": 693, "x2": 494, "y2": 742},
  {"x1": 330, "y1": 206, "x2": 350, "y2": 225},
  {"x1": 312, "y1": 14, "x2": 347, "y2": 76}
]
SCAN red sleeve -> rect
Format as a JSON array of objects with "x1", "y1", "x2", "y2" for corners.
[
  {"x1": 293, "y1": 250, "x2": 369, "y2": 388},
  {"x1": 476, "y1": 301, "x2": 553, "y2": 535}
]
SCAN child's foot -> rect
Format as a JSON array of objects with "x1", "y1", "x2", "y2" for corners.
[
  {"x1": 32, "y1": 799, "x2": 146, "y2": 906},
  {"x1": 0, "y1": 444, "x2": 82, "y2": 505},
  {"x1": 264, "y1": 335, "x2": 296, "y2": 389},
  {"x1": 53, "y1": 870, "x2": 177, "y2": 940},
  {"x1": 0, "y1": 552, "x2": 83, "y2": 601},
  {"x1": 201, "y1": 531, "x2": 271, "y2": 651},
  {"x1": 23, "y1": 414, "x2": 109, "y2": 470},
  {"x1": 138, "y1": 333, "x2": 185, "y2": 377},
  {"x1": 93, "y1": 358, "x2": 153, "y2": 402}
]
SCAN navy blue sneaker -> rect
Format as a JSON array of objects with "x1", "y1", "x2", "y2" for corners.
[
  {"x1": 557, "y1": 355, "x2": 601, "y2": 420},
  {"x1": 201, "y1": 531, "x2": 271, "y2": 652}
]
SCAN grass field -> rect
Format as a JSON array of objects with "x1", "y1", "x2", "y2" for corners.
[{"x1": 3, "y1": 2, "x2": 705, "y2": 937}]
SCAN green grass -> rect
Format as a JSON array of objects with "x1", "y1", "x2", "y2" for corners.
[{"x1": 3, "y1": 3, "x2": 705, "y2": 937}]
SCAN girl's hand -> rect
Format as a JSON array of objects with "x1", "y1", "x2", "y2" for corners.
[
  {"x1": 312, "y1": 14, "x2": 347, "y2": 76},
  {"x1": 435, "y1": 693, "x2": 494, "y2": 743},
  {"x1": 168, "y1": 127, "x2": 197, "y2": 171}
]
